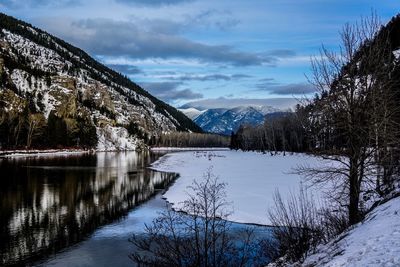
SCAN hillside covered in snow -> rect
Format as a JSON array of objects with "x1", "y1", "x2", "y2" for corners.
[
  {"x1": 289, "y1": 195, "x2": 400, "y2": 267},
  {"x1": 0, "y1": 13, "x2": 201, "y2": 151}
]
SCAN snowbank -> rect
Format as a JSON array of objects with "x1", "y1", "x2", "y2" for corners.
[
  {"x1": 300, "y1": 196, "x2": 400, "y2": 267},
  {"x1": 150, "y1": 150, "x2": 330, "y2": 225},
  {"x1": 0, "y1": 149, "x2": 91, "y2": 158}
]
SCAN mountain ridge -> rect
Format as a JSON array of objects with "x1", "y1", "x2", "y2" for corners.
[
  {"x1": 0, "y1": 13, "x2": 201, "y2": 150},
  {"x1": 183, "y1": 105, "x2": 283, "y2": 135}
]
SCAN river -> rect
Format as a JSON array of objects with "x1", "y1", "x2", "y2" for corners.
[{"x1": 0, "y1": 151, "x2": 272, "y2": 266}]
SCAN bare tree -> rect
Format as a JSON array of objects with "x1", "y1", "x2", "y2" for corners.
[
  {"x1": 129, "y1": 169, "x2": 265, "y2": 267},
  {"x1": 305, "y1": 12, "x2": 399, "y2": 224},
  {"x1": 26, "y1": 113, "x2": 46, "y2": 148}
]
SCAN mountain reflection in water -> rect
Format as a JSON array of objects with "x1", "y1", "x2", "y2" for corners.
[{"x1": 0, "y1": 151, "x2": 176, "y2": 266}]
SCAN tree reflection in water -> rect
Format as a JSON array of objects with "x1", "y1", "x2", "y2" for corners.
[{"x1": 0, "y1": 152, "x2": 176, "y2": 266}]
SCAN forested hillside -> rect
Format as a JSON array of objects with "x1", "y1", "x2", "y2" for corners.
[{"x1": 0, "y1": 13, "x2": 202, "y2": 151}]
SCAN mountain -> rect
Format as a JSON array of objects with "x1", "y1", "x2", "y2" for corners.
[
  {"x1": 0, "y1": 13, "x2": 201, "y2": 151},
  {"x1": 177, "y1": 107, "x2": 205, "y2": 120},
  {"x1": 180, "y1": 98, "x2": 298, "y2": 111},
  {"x1": 190, "y1": 105, "x2": 282, "y2": 135}
]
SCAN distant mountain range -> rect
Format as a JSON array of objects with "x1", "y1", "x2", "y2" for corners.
[
  {"x1": 180, "y1": 98, "x2": 298, "y2": 111},
  {"x1": 180, "y1": 105, "x2": 286, "y2": 135}
]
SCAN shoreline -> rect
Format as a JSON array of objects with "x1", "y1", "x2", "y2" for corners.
[
  {"x1": 149, "y1": 149, "x2": 327, "y2": 225},
  {"x1": 0, "y1": 147, "x2": 230, "y2": 158},
  {"x1": 0, "y1": 149, "x2": 95, "y2": 158},
  {"x1": 150, "y1": 147, "x2": 230, "y2": 152}
]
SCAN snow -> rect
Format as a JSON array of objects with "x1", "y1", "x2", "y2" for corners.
[
  {"x1": 1, "y1": 27, "x2": 182, "y2": 152},
  {"x1": 0, "y1": 149, "x2": 91, "y2": 158},
  {"x1": 150, "y1": 150, "x2": 330, "y2": 225},
  {"x1": 178, "y1": 107, "x2": 206, "y2": 120},
  {"x1": 3, "y1": 30, "x2": 66, "y2": 73},
  {"x1": 193, "y1": 106, "x2": 279, "y2": 135},
  {"x1": 96, "y1": 125, "x2": 139, "y2": 151},
  {"x1": 393, "y1": 48, "x2": 400, "y2": 60},
  {"x1": 299, "y1": 196, "x2": 400, "y2": 267},
  {"x1": 153, "y1": 149, "x2": 400, "y2": 266}
]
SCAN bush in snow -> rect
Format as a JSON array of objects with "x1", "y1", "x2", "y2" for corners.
[
  {"x1": 129, "y1": 169, "x2": 267, "y2": 267},
  {"x1": 267, "y1": 188, "x2": 348, "y2": 263}
]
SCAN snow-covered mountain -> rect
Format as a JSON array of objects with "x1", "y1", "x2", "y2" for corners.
[
  {"x1": 186, "y1": 105, "x2": 282, "y2": 135},
  {"x1": 180, "y1": 98, "x2": 298, "y2": 111},
  {"x1": 0, "y1": 13, "x2": 201, "y2": 151},
  {"x1": 177, "y1": 107, "x2": 205, "y2": 120}
]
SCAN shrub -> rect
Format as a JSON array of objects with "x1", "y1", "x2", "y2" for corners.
[{"x1": 129, "y1": 169, "x2": 267, "y2": 267}]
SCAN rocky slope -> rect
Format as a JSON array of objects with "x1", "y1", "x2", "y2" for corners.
[{"x1": 0, "y1": 13, "x2": 201, "y2": 151}]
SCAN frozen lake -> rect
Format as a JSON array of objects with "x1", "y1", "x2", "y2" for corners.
[{"x1": 152, "y1": 150, "x2": 328, "y2": 225}]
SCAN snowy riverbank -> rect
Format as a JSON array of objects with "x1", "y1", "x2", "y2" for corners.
[
  {"x1": 0, "y1": 147, "x2": 230, "y2": 158},
  {"x1": 150, "y1": 150, "x2": 332, "y2": 225},
  {"x1": 0, "y1": 149, "x2": 94, "y2": 158}
]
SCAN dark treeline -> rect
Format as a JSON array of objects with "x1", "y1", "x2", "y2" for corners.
[
  {"x1": 230, "y1": 108, "x2": 309, "y2": 153},
  {"x1": 152, "y1": 132, "x2": 230, "y2": 148},
  {"x1": 0, "y1": 98, "x2": 98, "y2": 150}
]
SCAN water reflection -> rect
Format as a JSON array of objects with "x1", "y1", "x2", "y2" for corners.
[{"x1": 0, "y1": 152, "x2": 175, "y2": 266}]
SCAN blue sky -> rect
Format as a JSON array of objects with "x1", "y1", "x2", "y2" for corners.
[{"x1": 0, "y1": 0, "x2": 398, "y2": 108}]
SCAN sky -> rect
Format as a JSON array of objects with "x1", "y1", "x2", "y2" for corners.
[{"x1": 0, "y1": 0, "x2": 398, "y2": 108}]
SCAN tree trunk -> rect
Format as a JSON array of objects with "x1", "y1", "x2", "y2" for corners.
[{"x1": 349, "y1": 157, "x2": 360, "y2": 224}]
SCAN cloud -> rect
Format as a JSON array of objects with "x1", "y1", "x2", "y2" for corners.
[
  {"x1": 164, "y1": 73, "x2": 252, "y2": 82},
  {"x1": 264, "y1": 49, "x2": 297, "y2": 58},
  {"x1": 115, "y1": 0, "x2": 194, "y2": 7},
  {"x1": 47, "y1": 18, "x2": 276, "y2": 66},
  {"x1": 139, "y1": 82, "x2": 203, "y2": 101},
  {"x1": 175, "y1": 74, "x2": 231, "y2": 81},
  {"x1": 254, "y1": 79, "x2": 280, "y2": 90},
  {"x1": 231, "y1": 74, "x2": 253, "y2": 79},
  {"x1": 107, "y1": 64, "x2": 142, "y2": 75},
  {"x1": 270, "y1": 83, "x2": 316, "y2": 95},
  {"x1": 0, "y1": 0, "x2": 80, "y2": 8},
  {"x1": 259, "y1": 78, "x2": 275, "y2": 82},
  {"x1": 186, "y1": 9, "x2": 240, "y2": 31},
  {"x1": 255, "y1": 82, "x2": 316, "y2": 95},
  {"x1": 127, "y1": 9, "x2": 240, "y2": 35},
  {"x1": 180, "y1": 97, "x2": 299, "y2": 110}
]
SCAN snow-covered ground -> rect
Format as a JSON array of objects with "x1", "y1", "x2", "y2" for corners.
[
  {"x1": 0, "y1": 149, "x2": 92, "y2": 158},
  {"x1": 151, "y1": 150, "x2": 400, "y2": 266},
  {"x1": 150, "y1": 150, "x2": 330, "y2": 225},
  {"x1": 299, "y1": 196, "x2": 400, "y2": 267}
]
